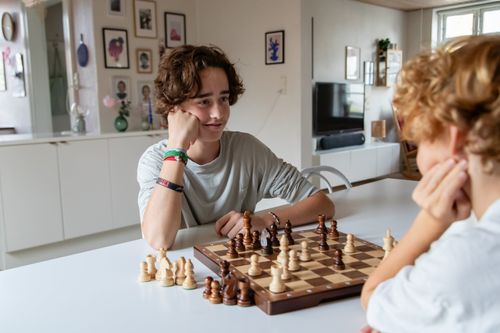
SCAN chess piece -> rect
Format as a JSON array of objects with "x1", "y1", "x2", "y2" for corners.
[
  {"x1": 226, "y1": 238, "x2": 239, "y2": 259},
  {"x1": 318, "y1": 231, "x2": 330, "y2": 252},
  {"x1": 279, "y1": 234, "x2": 289, "y2": 252},
  {"x1": 248, "y1": 254, "x2": 262, "y2": 277},
  {"x1": 269, "y1": 265, "x2": 286, "y2": 293},
  {"x1": 137, "y1": 261, "x2": 152, "y2": 282},
  {"x1": 145, "y1": 254, "x2": 157, "y2": 279},
  {"x1": 269, "y1": 223, "x2": 280, "y2": 247},
  {"x1": 343, "y1": 233, "x2": 355, "y2": 253},
  {"x1": 277, "y1": 235, "x2": 289, "y2": 266},
  {"x1": 284, "y1": 220, "x2": 294, "y2": 245},
  {"x1": 175, "y1": 256, "x2": 186, "y2": 285},
  {"x1": 236, "y1": 233, "x2": 245, "y2": 252},
  {"x1": 333, "y1": 249, "x2": 345, "y2": 270},
  {"x1": 203, "y1": 276, "x2": 214, "y2": 299},
  {"x1": 157, "y1": 247, "x2": 167, "y2": 263},
  {"x1": 262, "y1": 236, "x2": 274, "y2": 256},
  {"x1": 252, "y1": 230, "x2": 262, "y2": 250},
  {"x1": 156, "y1": 256, "x2": 172, "y2": 280},
  {"x1": 219, "y1": 260, "x2": 230, "y2": 281},
  {"x1": 222, "y1": 273, "x2": 238, "y2": 305},
  {"x1": 209, "y1": 280, "x2": 222, "y2": 304},
  {"x1": 280, "y1": 257, "x2": 292, "y2": 280},
  {"x1": 242, "y1": 211, "x2": 253, "y2": 250},
  {"x1": 383, "y1": 229, "x2": 395, "y2": 260},
  {"x1": 315, "y1": 214, "x2": 327, "y2": 234},
  {"x1": 237, "y1": 278, "x2": 252, "y2": 307},
  {"x1": 182, "y1": 259, "x2": 197, "y2": 289},
  {"x1": 159, "y1": 258, "x2": 175, "y2": 287},
  {"x1": 328, "y1": 219, "x2": 339, "y2": 239},
  {"x1": 299, "y1": 240, "x2": 311, "y2": 262},
  {"x1": 288, "y1": 250, "x2": 300, "y2": 271}
]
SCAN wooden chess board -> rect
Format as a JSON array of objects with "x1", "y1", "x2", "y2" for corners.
[{"x1": 193, "y1": 228, "x2": 384, "y2": 315}]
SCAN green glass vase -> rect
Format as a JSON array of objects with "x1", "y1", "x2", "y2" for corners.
[{"x1": 114, "y1": 114, "x2": 128, "y2": 132}]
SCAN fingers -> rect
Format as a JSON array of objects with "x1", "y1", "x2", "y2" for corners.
[
  {"x1": 220, "y1": 213, "x2": 243, "y2": 238},
  {"x1": 215, "y1": 211, "x2": 234, "y2": 236},
  {"x1": 413, "y1": 159, "x2": 455, "y2": 204}
]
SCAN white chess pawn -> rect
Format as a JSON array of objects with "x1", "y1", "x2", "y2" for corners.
[
  {"x1": 146, "y1": 254, "x2": 157, "y2": 279},
  {"x1": 288, "y1": 250, "x2": 301, "y2": 271},
  {"x1": 248, "y1": 254, "x2": 263, "y2": 277},
  {"x1": 280, "y1": 257, "x2": 292, "y2": 280},
  {"x1": 137, "y1": 261, "x2": 152, "y2": 282},
  {"x1": 277, "y1": 246, "x2": 289, "y2": 267},
  {"x1": 343, "y1": 234, "x2": 355, "y2": 253},
  {"x1": 175, "y1": 256, "x2": 186, "y2": 285},
  {"x1": 182, "y1": 259, "x2": 197, "y2": 289},
  {"x1": 279, "y1": 234, "x2": 289, "y2": 252},
  {"x1": 299, "y1": 240, "x2": 311, "y2": 262},
  {"x1": 269, "y1": 265, "x2": 286, "y2": 293}
]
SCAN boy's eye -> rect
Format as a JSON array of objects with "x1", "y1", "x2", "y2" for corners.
[
  {"x1": 198, "y1": 99, "x2": 211, "y2": 106},
  {"x1": 221, "y1": 96, "x2": 229, "y2": 103}
]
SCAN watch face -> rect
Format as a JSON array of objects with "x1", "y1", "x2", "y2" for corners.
[{"x1": 2, "y1": 13, "x2": 15, "y2": 41}]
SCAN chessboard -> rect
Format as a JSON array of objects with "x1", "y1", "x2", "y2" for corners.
[{"x1": 193, "y1": 228, "x2": 385, "y2": 315}]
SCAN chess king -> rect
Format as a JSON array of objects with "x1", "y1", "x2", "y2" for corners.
[
  {"x1": 361, "y1": 35, "x2": 500, "y2": 332},
  {"x1": 138, "y1": 45, "x2": 334, "y2": 249}
]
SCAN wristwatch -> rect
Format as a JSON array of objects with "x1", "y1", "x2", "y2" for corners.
[{"x1": 1, "y1": 12, "x2": 15, "y2": 41}]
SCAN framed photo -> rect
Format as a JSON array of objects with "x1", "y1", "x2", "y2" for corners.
[
  {"x1": 103, "y1": 28, "x2": 129, "y2": 69},
  {"x1": 112, "y1": 76, "x2": 130, "y2": 101},
  {"x1": 134, "y1": 0, "x2": 157, "y2": 38},
  {"x1": 345, "y1": 46, "x2": 360, "y2": 81},
  {"x1": 107, "y1": 0, "x2": 125, "y2": 16},
  {"x1": 265, "y1": 30, "x2": 285, "y2": 65},
  {"x1": 0, "y1": 56, "x2": 6, "y2": 92},
  {"x1": 136, "y1": 48, "x2": 153, "y2": 73},
  {"x1": 164, "y1": 12, "x2": 186, "y2": 48}
]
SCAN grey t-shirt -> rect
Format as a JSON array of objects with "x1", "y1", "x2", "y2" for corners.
[{"x1": 137, "y1": 131, "x2": 319, "y2": 227}]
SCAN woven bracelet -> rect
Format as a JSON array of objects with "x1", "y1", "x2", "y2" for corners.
[{"x1": 156, "y1": 177, "x2": 184, "y2": 192}]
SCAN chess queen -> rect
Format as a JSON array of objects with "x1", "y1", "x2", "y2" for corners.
[{"x1": 138, "y1": 45, "x2": 334, "y2": 249}]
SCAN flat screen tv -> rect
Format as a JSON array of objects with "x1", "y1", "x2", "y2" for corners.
[{"x1": 313, "y1": 82, "x2": 365, "y2": 136}]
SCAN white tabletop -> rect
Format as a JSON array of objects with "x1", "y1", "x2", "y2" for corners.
[{"x1": 0, "y1": 178, "x2": 419, "y2": 333}]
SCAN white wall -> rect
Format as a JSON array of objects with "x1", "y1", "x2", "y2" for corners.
[{"x1": 309, "y1": 0, "x2": 407, "y2": 143}]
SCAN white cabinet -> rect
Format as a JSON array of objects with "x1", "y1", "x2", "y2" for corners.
[
  {"x1": 108, "y1": 135, "x2": 160, "y2": 228},
  {"x1": 58, "y1": 139, "x2": 113, "y2": 239},
  {"x1": 0, "y1": 144, "x2": 64, "y2": 251}
]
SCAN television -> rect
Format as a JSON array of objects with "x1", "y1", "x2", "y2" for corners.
[{"x1": 313, "y1": 82, "x2": 365, "y2": 136}]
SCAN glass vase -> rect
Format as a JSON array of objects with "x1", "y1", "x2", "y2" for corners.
[{"x1": 114, "y1": 114, "x2": 128, "y2": 132}]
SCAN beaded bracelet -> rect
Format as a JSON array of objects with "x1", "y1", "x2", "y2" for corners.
[{"x1": 156, "y1": 177, "x2": 184, "y2": 192}]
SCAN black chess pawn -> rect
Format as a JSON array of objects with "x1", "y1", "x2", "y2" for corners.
[
  {"x1": 315, "y1": 214, "x2": 327, "y2": 234},
  {"x1": 226, "y1": 238, "x2": 239, "y2": 259},
  {"x1": 284, "y1": 220, "x2": 294, "y2": 245},
  {"x1": 252, "y1": 230, "x2": 262, "y2": 250},
  {"x1": 333, "y1": 249, "x2": 345, "y2": 270},
  {"x1": 328, "y1": 219, "x2": 339, "y2": 239},
  {"x1": 269, "y1": 223, "x2": 280, "y2": 247},
  {"x1": 262, "y1": 236, "x2": 274, "y2": 256},
  {"x1": 318, "y1": 231, "x2": 330, "y2": 252},
  {"x1": 236, "y1": 233, "x2": 245, "y2": 252},
  {"x1": 203, "y1": 276, "x2": 214, "y2": 299}
]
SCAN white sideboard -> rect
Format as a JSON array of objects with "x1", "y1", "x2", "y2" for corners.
[
  {"x1": 0, "y1": 131, "x2": 165, "y2": 269},
  {"x1": 315, "y1": 142, "x2": 401, "y2": 187}
]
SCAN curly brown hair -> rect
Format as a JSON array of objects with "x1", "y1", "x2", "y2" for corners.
[
  {"x1": 393, "y1": 35, "x2": 500, "y2": 172},
  {"x1": 154, "y1": 45, "x2": 245, "y2": 122}
]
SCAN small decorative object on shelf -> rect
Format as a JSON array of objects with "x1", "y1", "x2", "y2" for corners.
[
  {"x1": 103, "y1": 95, "x2": 131, "y2": 132},
  {"x1": 70, "y1": 102, "x2": 89, "y2": 134},
  {"x1": 371, "y1": 120, "x2": 386, "y2": 142}
]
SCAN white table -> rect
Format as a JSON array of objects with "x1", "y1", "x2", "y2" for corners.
[{"x1": 0, "y1": 179, "x2": 419, "y2": 333}]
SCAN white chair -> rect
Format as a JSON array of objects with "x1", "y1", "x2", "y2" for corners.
[{"x1": 301, "y1": 166, "x2": 352, "y2": 193}]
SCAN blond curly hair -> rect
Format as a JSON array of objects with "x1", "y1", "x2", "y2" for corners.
[{"x1": 393, "y1": 35, "x2": 500, "y2": 172}]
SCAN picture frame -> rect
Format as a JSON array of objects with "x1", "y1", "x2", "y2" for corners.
[
  {"x1": 345, "y1": 46, "x2": 360, "y2": 81},
  {"x1": 0, "y1": 56, "x2": 6, "y2": 92},
  {"x1": 265, "y1": 30, "x2": 285, "y2": 65},
  {"x1": 133, "y1": 0, "x2": 157, "y2": 38},
  {"x1": 112, "y1": 76, "x2": 131, "y2": 101},
  {"x1": 107, "y1": 0, "x2": 125, "y2": 17},
  {"x1": 102, "y1": 28, "x2": 130, "y2": 69},
  {"x1": 164, "y1": 12, "x2": 186, "y2": 48},
  {"x1": 136, "y1": 48, "x2": 153, "y2": 73},
  {"x1": 386, "y1": 49, "x2": 403, "y2": 86}
]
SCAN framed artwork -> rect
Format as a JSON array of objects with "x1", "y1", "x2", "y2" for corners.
[
  {"x1": 134, "y1": 0, "x2": 157, "y2": 38},
  {"x1": 164, "y1": 12, "x2": 186, "y2": 48},
  {"x1": 102, "y1": 28, "x2": 129, "y2": 69},
  {"x1": 112, "y1": 76, "x2": 130, "y2": 101},
  {"x1": 12, "y1": 53, "x2": 25, "y2": 97},
  {"x1": 107, "y1": 0, "x2": 125, "y2": 16},
  {"x1": 136, "y1": 48, "x2": 152, "y2": 73},
  {"x1": 345, "y1": 46, "x2": 360, "y2": 81},
  {"x1": 0, "y1": 56, "x2": 6, "y2": 91},
  {"x1": 386, "y1": 49, "x2": 403, "y2": 86},
  {"x1": 363, "y1": 61, "x2": 374, "y2": 85},
  {"x1": 265, "y1": 30, "x2": 285, "y2": 65}
]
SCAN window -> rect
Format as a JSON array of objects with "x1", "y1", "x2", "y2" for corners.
[{"x1": 438, "y1": 2, "x2": 500, "y2": 42}]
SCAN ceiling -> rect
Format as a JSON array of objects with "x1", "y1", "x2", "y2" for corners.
[{"x1": 356, "y1": 0, "x2": 480, "y2": 11}]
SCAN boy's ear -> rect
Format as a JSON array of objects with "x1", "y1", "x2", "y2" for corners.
[{"x1": 448, "y1": 125, "x2": 466, "y2": 156}]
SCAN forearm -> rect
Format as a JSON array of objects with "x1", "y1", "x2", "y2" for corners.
[
  {"x1": 142, "y1": 157, "x2": 186, "y2": 250},
  {"x1": 361, "y1": 210, "x2": 449, "y2": 309},
  {"x1": 258, "y1": 191, "x2": 335, "y2": 228}
]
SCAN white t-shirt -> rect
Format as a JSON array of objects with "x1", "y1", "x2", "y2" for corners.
[
  {"x1": 137, "y1": 131, "x2": 319, "y2": 227},
  {"x1": 367, "y1": 199, "x2": 500, "y2": 333}
]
